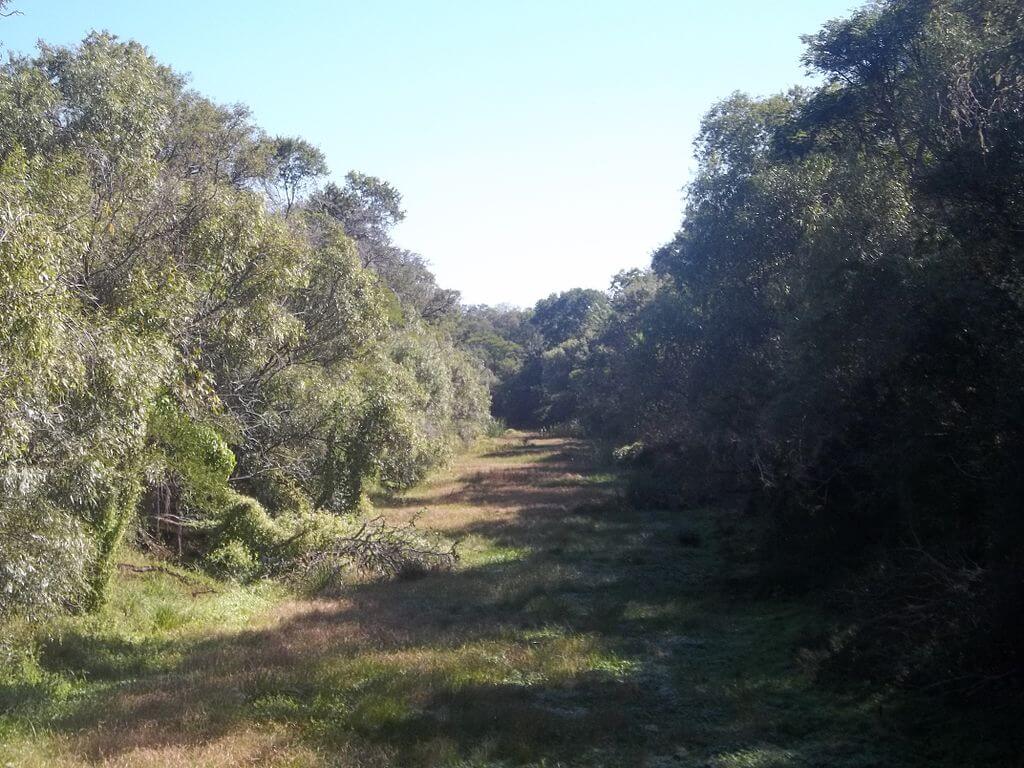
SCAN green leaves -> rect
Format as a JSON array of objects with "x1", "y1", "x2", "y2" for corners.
[
  {"x1": 0, "y1": 33, "x2": 491, "y2": 619},
  {"x1": 267, "y1": 136, "x2": 327, "y2": 215},
  {"x1": 513, "y1": 0, "x2": 1024, "y2": 711}
]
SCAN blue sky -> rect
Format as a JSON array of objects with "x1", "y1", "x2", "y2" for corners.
[{"x1": 1, "y1": 1, "x2": 857, "y2": 307}]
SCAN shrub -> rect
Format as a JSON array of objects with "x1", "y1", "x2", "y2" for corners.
[
  {"x1": 205, "y1": 540, "x2": 260, "y2": 582},
  {"x1": 0, "y1": 500, "x2": 94, "y2": 623}
]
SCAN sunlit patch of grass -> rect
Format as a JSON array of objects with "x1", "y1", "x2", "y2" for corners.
[
  {"x1": 97, "y1": 553, "x2": 283, "y2": 638},
  {"x1": 30, "y1": 564, "x2": 281, "y2": 685},
  {"x1": 708, "y1": 746, "x2": 800, "y2": 768},
  {"x1": 215, "y1": 621, "x2": 648, "y2": 764},
  {"x1": 307, "y1": 629, "x2": 637, "y2": 696},
  {"x1": 539, "y1": 472, "x2": 618, "y2": 489},
  {"x1": 458, "y1": 537, "x2": 530, "y2": 568},
  {"x1": 0, "y1": 553, "x2": 283, "y2": 764}
]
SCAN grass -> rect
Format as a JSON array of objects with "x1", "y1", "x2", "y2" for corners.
[{"x1": 0, "y1": 433, "x2": 972, "y2": 767}]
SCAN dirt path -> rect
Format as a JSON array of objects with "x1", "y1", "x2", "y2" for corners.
[{"x1": 7, "y1": 433, "x2": 912, "y2": 767}]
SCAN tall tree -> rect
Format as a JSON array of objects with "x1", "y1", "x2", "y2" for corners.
[{"x1": 269, "y1": 136, "x2": 327, "y2": 215}]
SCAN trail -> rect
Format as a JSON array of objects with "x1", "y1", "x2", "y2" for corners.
[{"x1": 12, "y1": 433, "x2": 911, "y2": 767}]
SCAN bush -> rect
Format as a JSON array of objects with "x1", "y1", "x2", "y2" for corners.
[
  {"x1": 485, "y1": 418, "x2": 508, "y2": 438},
  {"x1": 0, "y1": 500, "x2": 94, "y2": 624},
  {"x1": 205, "y1": 540, "x2": 260, "y2": 582}
]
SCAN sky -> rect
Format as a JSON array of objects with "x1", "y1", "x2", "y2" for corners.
[{"x1": 0, "y1": 1, "x2": 857, "y2": 307}]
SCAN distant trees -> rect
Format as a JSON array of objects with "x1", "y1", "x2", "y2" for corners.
[
  {"x1": 531, "y1": 288, "x2": 610, "y2": 347},
  {"x1": 0, "y1": 33, "x2": 490, "y2": 617},
  {"x1": 463, "y1": 289, "x2": 609, "y2": 427},
  {"x1": 482, "y1": 0, "x2": 1024, "y2": 709}
]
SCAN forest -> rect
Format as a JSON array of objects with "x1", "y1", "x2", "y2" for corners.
[{"x1": 1, "y1": 0, "x2": 1022, "y2": 766}]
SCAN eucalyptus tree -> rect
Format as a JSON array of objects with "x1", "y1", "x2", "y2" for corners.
[
  {"x1": 0, "y1": 32, "x2": 491, "y2": 616},
  {"x1": 310, "y1": 172, "x2": 459, "y2": 322},
  {"x1": 268, "y1": 136, "x2": 327, "y2": 215}
]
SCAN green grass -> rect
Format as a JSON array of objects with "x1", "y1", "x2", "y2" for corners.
[
  {"x1": 0, "y1": 555, "x2": 281, "y2": 760},
  {"x1": 0, "y1": 435, "x2": 988, "y2": 767}
]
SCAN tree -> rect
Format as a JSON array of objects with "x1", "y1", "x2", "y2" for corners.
[
  {"x1": 310, "y1": 172, "x2": 460, "y2": 322},
  {"x1": 0, "y1": 33, "x2": 490, "y2": 616},
  {"x1": 531, "y1": 288, "x2": 610, "y2": 347},
  {"x1": 311, "y1": 171, "x2": 405, "y2": 263},
  {"x1": 268, "y1": 136, "x2": 327, "y2": 215}
]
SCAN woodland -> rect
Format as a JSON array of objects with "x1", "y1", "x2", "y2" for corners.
[{"x1": 1, "y1": 1, "x2": 1022, "y2": 765}]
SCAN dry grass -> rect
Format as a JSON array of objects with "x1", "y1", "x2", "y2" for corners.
[{"x1": 1, "y1": 433, "x2": 935, "y2": 767}]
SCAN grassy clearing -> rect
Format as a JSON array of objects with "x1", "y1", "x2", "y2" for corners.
[
  {"x1": 0, "y1": 433, "x2": 955, "y2": 766},
  {"x1": 0, "y1": 555, "x2": 283, "y2": 767}
]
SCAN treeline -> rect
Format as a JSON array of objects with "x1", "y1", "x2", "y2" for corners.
[
  {"x1": 0, "y1": 34, "x2": 492, "y2": 621},
  {"x1": 474, "y1": 0, "x2": 1024, "y2": 713}
]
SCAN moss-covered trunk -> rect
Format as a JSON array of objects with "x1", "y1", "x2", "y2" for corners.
[{"x1": 83, "y1": 480, "x2": 142, "y2": 610}]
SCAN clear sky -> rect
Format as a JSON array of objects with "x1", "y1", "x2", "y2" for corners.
[{"x1": 1, "y1": 1, "x2": 857, "y2": 307}]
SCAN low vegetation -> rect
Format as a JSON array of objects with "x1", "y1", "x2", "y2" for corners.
[{"x1": 3, "y1": 434, "x2": 987, "y2": 767}]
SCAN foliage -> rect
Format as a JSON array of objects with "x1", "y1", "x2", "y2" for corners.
[
  {"x1": 267, "y1": 135, "x2": 327, "y2": 215},
  {"x1": 479, "y1": 0, "x2": 1024, "y2": 719},
  {"x1": 0, "y1": 32, "x2": 490, "y2": 619},
  {"x1": 468, "y1": 289, "x2": 609, "y2": 427},
  {"x1": 310, "y1": 171, "x2": 460, "y2": 321},
  {"x1": 0, "y1": 502, "x2": 92, "y2": 625}
]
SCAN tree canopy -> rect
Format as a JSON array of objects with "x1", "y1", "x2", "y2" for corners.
[
  {"x1": 479, "y1": 0, "x2": 1024, "y2": 711},
  {"x1": 0, "y1": 32, "x2": 491, "y2": 615}
]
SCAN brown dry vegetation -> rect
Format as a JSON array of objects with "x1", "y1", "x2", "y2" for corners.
[{"x1": 2, "y1": 434, "x2": 937, "y2": 767}]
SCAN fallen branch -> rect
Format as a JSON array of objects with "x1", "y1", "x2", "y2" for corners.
[
  {"x1": 116, "y1": 562, "x2": 215, "y2": 596},
  {"x1": 291, "y1": 513, "x2": 459, "y2": 582}
]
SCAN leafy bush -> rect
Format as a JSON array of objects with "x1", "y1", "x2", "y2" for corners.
[
  {"x1": 0, "y1": 501, "x2": 93, "y2": 622},
  {"x1": 204, "y1": 540, "x2": 260, "y2": 582},
  {"x1": 0, "y1": 32, "x2": 490, "y2": 615}
]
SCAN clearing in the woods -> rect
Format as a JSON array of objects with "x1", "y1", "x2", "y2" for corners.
[{"x1": 2, "y1": 433, "x2": 929, "y2": 767}]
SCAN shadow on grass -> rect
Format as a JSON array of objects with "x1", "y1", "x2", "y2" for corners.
[
  {"x1": 5, "y1": 434, "x2": 929, "y2": 767},
  {"x1": 481, "y1": 445, "x2": 555, "y2": 459},
  {"x1": 38, "y1": 633, "x2": 180, "y2": 681}
]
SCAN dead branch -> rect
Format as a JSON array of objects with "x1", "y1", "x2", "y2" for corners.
[
  {"x1": 291, "y1": 514, "x2": 459, "y2": 581},
  {"x1": 116, "y1": 562, "x2": 213, "y2": 590}
]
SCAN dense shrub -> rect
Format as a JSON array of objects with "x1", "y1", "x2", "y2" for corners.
[
  {"x1": 0, "y1": 32, "x2": 489, "y2": 617},
  {"x1": 479, "y1": 0, "x2": 1024, "y2": 710}
]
